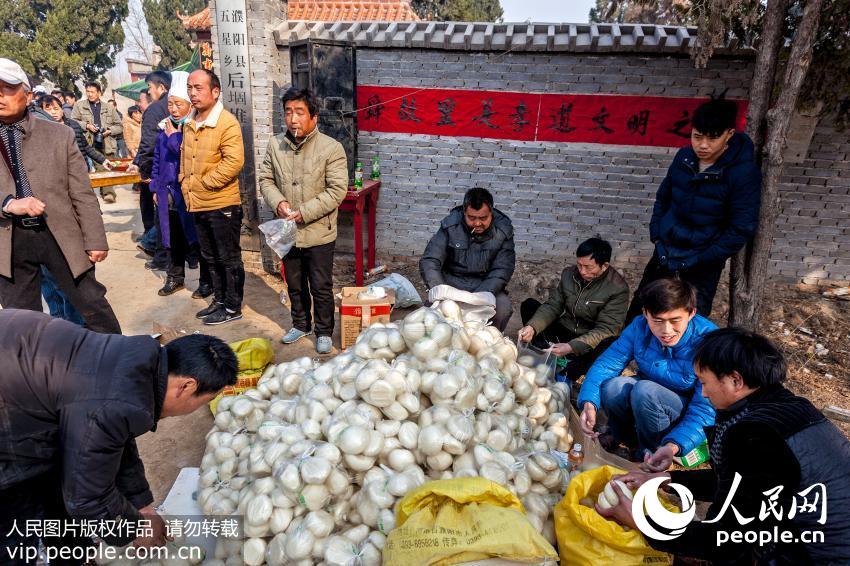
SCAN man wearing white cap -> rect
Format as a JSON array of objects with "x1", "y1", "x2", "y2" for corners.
[
  {"x1": 0, "y1": 58, "x2": 121, "y2": 333},
  {"x1": 149, "y1": 71, "x2": 212, "y2": 298}
]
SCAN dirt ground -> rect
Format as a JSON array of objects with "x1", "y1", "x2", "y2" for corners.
[{"x1": 95, "y1": 186, "x2": 850, "y2": 505}]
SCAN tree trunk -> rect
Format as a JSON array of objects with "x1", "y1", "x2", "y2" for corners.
[
  {"x1": 728, "y1": 0, "x2": 790, "y2": 328},
  {"x1": 730, "y1": 0, "x2": 825, "y2": 330}
]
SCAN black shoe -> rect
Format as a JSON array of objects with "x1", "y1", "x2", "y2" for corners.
[
  {"x1": 145, "y1": 260, "x2": 168, "y2": 271},
  {"x1": 158, "y1": 278, "x2": 184, "y2": 296},
  {"x1": 192, "y1": 283, "x2": 213, "y2": 299},
  {"x1": 196, "y1": 303, "x2": 223, "y2": 319},
  {"x1": 137, "y1": 244, "x2": 154, "y2": 257},
  {"x1": 187, "y1": 259, "x2": 199, "y2": 269},
  {"x1": 203, "y1": 309, "x2": 243, "y2": 325}
]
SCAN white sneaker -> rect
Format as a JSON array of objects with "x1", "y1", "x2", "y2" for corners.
[{"x1": 316, "y1": 336, "x2": 333, "y2": 354}]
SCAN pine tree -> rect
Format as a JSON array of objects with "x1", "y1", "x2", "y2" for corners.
[
  {"x1": 142, "y1": 0, "x2": 205, "y2": 69},
  {"x1": 411, "y1": 0, "x2": 503, "y2": 22},
  {"x1": 0, "y1": 0, "x2": 128, "y2": 88}
]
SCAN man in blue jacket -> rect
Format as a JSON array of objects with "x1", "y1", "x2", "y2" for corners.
[
  {"x1": 626, "y1": 98, "x2": 761, "y2": 322},
  {"x1": 578, "y1": 278, "x2": 717, "y2": 469}
]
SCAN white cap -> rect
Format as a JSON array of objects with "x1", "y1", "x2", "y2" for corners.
[
  {"x1": 168, "y1": 70, "x2": 190, "y2": 103},
  {"x1": 0, "y1": 58, "x2": 30, "y2": 91},
  {"x1": 33, "y1": 85, "x2": 47, "y2": 94}
]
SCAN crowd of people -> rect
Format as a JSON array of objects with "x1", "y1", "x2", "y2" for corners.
[{"x1": 2, "y1": 54, "x2": 850, "y2": 565}]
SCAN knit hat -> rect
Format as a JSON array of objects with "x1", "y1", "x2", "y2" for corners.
[{"x1": 168, "y1": 71, "x2": 190, "y2": 102}]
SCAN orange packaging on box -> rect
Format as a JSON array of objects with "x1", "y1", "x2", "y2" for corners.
[{"x1": 339, "y1": 286, "x2": 396, "y2": 350}]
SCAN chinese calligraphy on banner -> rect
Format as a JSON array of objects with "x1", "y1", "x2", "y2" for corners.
[
  {"x1": 357, "y1": 86, "x2": 748, "y2": 148},
  {"x1": 199, "y1": 42, "x2": 214, "y2": 71}
]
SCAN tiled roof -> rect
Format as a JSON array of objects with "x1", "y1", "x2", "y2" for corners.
[
  {"x1": 180, "y1": 1, "x2": 418, "y2": 33},
  {"x1": 289, "y1": 1, "x2": 419, "y2": 22},
  {"x1": 178, "y1": 7, "x2": 211, "y2": 32},
  {"x1": 274, "y1": 21, "x2": 755, "y2": 55}
]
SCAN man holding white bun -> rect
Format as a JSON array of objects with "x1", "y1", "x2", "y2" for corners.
[{"x1": 597, "y1": 328, "x2": 850, "y2": 564}]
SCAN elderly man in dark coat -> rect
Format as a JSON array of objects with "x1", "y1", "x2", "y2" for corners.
[
  {"x1": 0, "y1": 58, "x2": 120, "y2": 333},
  {"x1": 0, "y1": 309, "x2": 238, "y2": 563},
  {"x1": 420, "y1": 187, "x2": 516, "y2": 331}
]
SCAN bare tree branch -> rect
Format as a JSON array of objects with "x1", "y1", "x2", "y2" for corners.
[
  {"x1": 732, "y1": 0, "x2": 825, "y2": 329},
  {"x1": 123, "y1": 0, "x2": 154, "y2": 64},
  {"x1": 729, "y1": 0, "x2": 790, "y2": 327}
]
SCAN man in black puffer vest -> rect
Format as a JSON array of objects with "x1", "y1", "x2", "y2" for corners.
[
  {"x1": 626, "y1": 98, "x2": 761, "y2": 322},
  {"x1": 599, "y1": 328, "x2": 850, "y2": 565}
]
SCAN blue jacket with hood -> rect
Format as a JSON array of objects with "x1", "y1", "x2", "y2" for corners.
[
  {"x1": 577, "y1": 314, "x2": 718, "y2": 455},
  {"x1": 650, "y1": 132, "x2": 761, "y2": 270}
]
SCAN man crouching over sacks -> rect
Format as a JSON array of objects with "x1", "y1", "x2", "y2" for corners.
[
  {"x1": 0, "y1": 309, "x2": 238, "y2": 563},
  {"x1": 420, "y1": 188, "x2": 515, "y2": 331}
]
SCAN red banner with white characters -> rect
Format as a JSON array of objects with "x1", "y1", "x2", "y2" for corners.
[{"x1": 356, "y1": 86, "x2": 748, "y2": 148}]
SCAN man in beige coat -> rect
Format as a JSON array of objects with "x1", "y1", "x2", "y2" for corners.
[
  {"x1": 0, "y1": 58, "x2": 121, "y2": 333},
  {"x1": 71, "y1": 81, "x2": 123, "y2": 203},
  {"x1": 258, "y1": 87, "x2": 348, "y2": 354}
]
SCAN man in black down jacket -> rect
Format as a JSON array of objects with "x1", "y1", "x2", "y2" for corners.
[
  {"x1": 0, "y1": 309, "x2": 238, "y2": 563},
  {"x1": 420, "y1": 187, "x2": 516, "y2": 331},
  {"x1": 129, "y1": 70, "x2": 171, "y2": 268},
  {"x1": 600, "y1": 328, "x2": 850, "y2": 565},
  {"x1": 626, "y1": 98, "x2": 761, "y2": 322}
]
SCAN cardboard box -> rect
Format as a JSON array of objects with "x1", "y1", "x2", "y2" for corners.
[{"x1": 339, "y1": 286, "x2": 396, "y2": 350}]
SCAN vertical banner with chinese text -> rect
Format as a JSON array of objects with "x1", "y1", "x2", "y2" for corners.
[{"x1": 214, "y1": 0, "x2": 256, "y2": 221}]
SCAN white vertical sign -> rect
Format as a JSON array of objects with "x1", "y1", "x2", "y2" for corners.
[{"x1": 214, "y1": 0, "x2": 256, "y2": 221}]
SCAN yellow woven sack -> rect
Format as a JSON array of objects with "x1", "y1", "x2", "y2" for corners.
[
  {"x1": 554, "y1": 465, "x2": 674, "y2": 566},
  {"x1": 383, "y1": 477, "x2": 558, "y2": 565},
  {"x1": 209, "y1": 337, "x2": 274, "y2": 414}
]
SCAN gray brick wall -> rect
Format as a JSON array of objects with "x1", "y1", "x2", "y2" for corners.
[
  {"x1": 772, "y1": 114, "x2": 850, "y2": 284},
  {"x1": 251, "y1": 45, "x2": 847, "y2": 284},
  {"x1": 346, "y1": 49, "x2": 748, "y2": 272}
]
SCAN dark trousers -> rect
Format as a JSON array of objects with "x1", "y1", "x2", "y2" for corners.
[
  {"x1": 0, "y1": 226, "x2": 121, "y2": 334},
  {"x1": 283, "y1": 241, "x2": 335, "y2": 337},
  {"x1": 167, "y1": 210, "x2": 211, "y2": 285},
  {"x1": 150, "y1": 204, "x2": 170, "y2": 266},
  {"x1": 98, "y1": 152, "x2": 116, "y2": 200},
  {"x1": 194, "y1": 205, "x2": 244, "y2": 312},
  {"x1": 0, "y1": 473, "x2": 94, "y2": 565},
  {"x1": 520, "y1": 298, "x2": 616, "y2": 381},
  {"x1": 139, "y1": 183, "x2": 155, "y2": 232},
  {"x1": 625, "y1": 251, "x2": 725, "y2": 324}
]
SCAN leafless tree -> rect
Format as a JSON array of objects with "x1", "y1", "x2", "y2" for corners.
[{"x1": 123, "y1": 0, "x2": 155, "y2": 64}]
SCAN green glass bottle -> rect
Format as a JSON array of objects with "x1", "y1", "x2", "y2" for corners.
[
  {"x1": 354, "y1": 162, "x2": 364, "y2": 189},
  {"x1": 371, "y1": 155, "x2": 381, "y2": 180}
]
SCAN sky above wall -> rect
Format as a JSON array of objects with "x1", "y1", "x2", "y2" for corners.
[{"x1": 501, "y1": 0, "x2": 594, "y2": 23}]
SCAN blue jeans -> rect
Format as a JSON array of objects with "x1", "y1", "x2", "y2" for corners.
[
  {"x1": 600, "y1": 376, "x2": 688, "y2": 456},
  {"x1": 40, "y1": 266, "x2": 86, "y2": 327},
  {"x1": 140, "y1": 226, "x2": 157, "y2": 249}
]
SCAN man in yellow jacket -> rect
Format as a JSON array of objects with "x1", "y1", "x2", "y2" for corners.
[
  {"x1": 180, "y1": 69, "x2": 245, "y2": 325},
  {"x1": 258, "y1": 88, "x2": 348, "y2": 354}
]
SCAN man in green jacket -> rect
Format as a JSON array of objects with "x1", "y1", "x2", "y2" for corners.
[
  {"x1": 518, "y1": 238, "x2": 630, "y2": 381},
  {"x1": 71, "y1": 81, "x2": 123, "y2": 203},
  {"x1": 258, "y1": 87, "x2": 348, "y2": 354}
]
